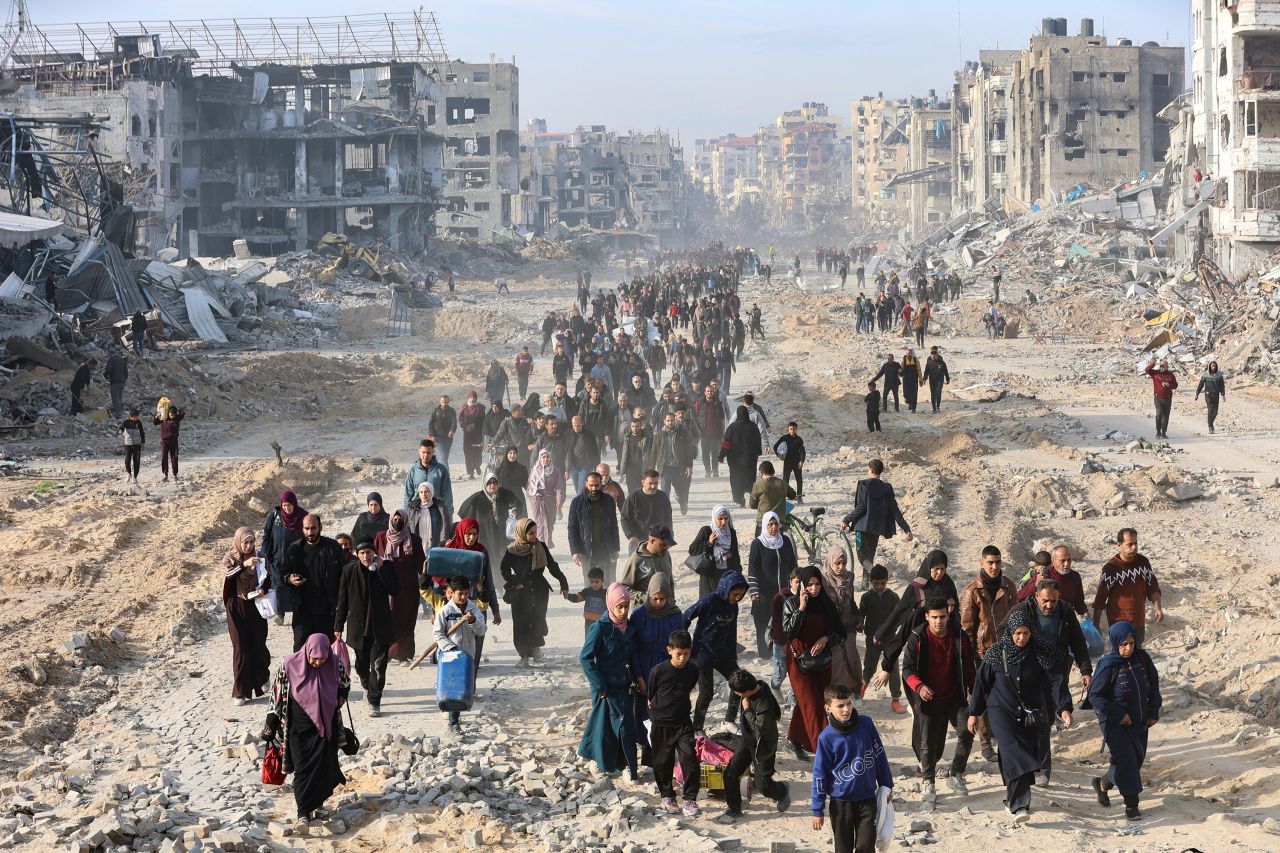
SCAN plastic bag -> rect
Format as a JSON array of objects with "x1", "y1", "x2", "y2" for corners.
[
  {"x1": 1080, "y1": 618, "x2": 1105, "y2": 659},
  {"x1": 506, "y1": 510, "x2": 518, "y2": 539},
  {"x1": 875, "y1": 785, "x2": 894, "y2": 851},
  {"x1": 331, "y1": 637, "x2": 352, "y2": 672},
  {"x1": 253, "y1": 589, "x2": 278, "y2": 621}
]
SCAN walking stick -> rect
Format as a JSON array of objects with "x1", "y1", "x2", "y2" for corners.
[{"x1": 408, "y1": 616, "x2": 471, "y2": 671}]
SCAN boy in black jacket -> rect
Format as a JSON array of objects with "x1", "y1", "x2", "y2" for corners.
[
  {"x1": 865, "y1": 383, "x2": 881, "y2": 433},
  {"x1": 648, "y1": 630, "x2": 701, "y2": 817},
  {"x1": 772, "y1": 421, "x2": 806, "y2": 505},
  {"x1": 859, "y1": 564, "x2": 904, "y2": 714},
  {"x1": 717, "y1": 669, "x2": 792, "y2": 824}
]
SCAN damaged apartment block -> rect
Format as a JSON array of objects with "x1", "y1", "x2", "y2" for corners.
[{"x1": 1, "y1": 13, "x2": 454, "y2": 257}]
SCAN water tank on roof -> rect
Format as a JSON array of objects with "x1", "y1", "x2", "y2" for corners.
[
  {"x1": 1118, "y1": 38, "x2": 1133, "y2": 46},
  {"x1": 1055, "y1": 18, "x2": 1068, "y2": 36},
  {"x1": 1042, "y1": 18, "x2": 1055, "y2": 36},
  {"x1": 1143, "y1": 41, "x2": 1160, "y2": 47},
  {"x1": 1080, "y1": 18, "x2": 1094, "y2": 37}
]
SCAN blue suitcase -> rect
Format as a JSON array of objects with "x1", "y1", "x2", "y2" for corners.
[
  {"x1": 437, "y1": 648, "x2": 475, "y2": 712},
  {"x1": 426, "y1": 547, "x2": 484, "y2": 581}
]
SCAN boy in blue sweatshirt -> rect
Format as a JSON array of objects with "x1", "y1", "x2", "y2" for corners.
[
  {"x1": 684, "y1": 570, "x2": 749, "y2": 732},
  {"x1": 811, "y1": 683, "x2": 893, "y2": 853}
]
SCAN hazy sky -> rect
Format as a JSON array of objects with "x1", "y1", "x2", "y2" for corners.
[{"x1": 50, "y1": 0, "x2": 1189, "y2": 143}]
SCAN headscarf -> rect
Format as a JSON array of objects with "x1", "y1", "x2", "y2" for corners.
[
  {"x1": 605, "y1": 582, "x2": 630, "y2": 632},
  {"x1": 757, "y1": 510, "x2": 784, "y2": 550},
  {"x1": 711, "y1": 504, "x2": 733, "y2": 568},
  {"x1": 382, "y1": 508, "x2": 413, "y2": 559},
  {"x1": 820, "y1": 544, "x2": 854, "y2": 612},
  {"x1": 221, "y1": 526, "x2": 256, "y2": 578},
  {"x1": 411, "y1": 482, "x2": 441, "y2": 546},
  {"x1": 528, "y1": 449, "x2": 558, "y2": 494},
  {"x1": 446, "y1": 517, "x2": 485, "y2": 553},
  {"x1": 506, "y1": 517, "x2": 546, "y2": 570},
  {"x1": 917, "y1": 549, "x2": 948, "y2": 578},
  {"x1": 366, "y1": 491, "x2": 383, "y2": 506},
  {"x1": 645, "y1": 571, "x2": 680, "y2": 618},
  {"x1": 982, "y1": 606, "x2": 1053, "y2": 669},
  {"x1": 278, "y1": 490, "x2": 305, "y2": 534},
  {"x1": 283, "y1": 633, "x2": 340, "y2": 740}
]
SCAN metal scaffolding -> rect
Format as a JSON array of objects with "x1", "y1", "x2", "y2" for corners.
[{"x1": 5, "y1": 11, "x2": 451, "y2": 79}]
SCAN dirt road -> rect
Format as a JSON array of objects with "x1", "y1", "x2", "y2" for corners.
[{"x1": 3, "y1": 270, "x2": 1279, "y2": 851}]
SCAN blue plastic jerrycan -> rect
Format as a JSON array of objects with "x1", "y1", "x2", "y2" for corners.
[{"x1": 437, "y1": 648, "x2": 475, "y2": 712}]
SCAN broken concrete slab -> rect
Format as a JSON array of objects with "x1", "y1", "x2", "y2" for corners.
[{"x1": 1166, "y1": 483, "x2": 1204, "y2": 502}]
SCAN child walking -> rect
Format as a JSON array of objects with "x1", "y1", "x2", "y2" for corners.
[
  {"x1": 865, "y1": 383, "x2": 881, "y2": 432},
  {"x1": 433, "y1": 576, "x2": 488, "y2": 732},
  {"x1": 118, "y1": 408, "x2": 145, "y2": 483},
  {"x1": 647, "y1": 629, "x2": 701, "y2": 817},
  {"x1": 718, "y1": 669, "x2": 792, "y2": 824},
  {"x1": 859, "y1": 564, "x2": 905, "y2": 714},
  {"x1": 567, "y1": 567, "x2": 607, "y2": 637},
  {"x1": 811, "y1": 683, "x2": 893, "y2": 853}
]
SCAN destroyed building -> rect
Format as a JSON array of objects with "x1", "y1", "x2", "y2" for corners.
[
  {"x1": 906, "y1": 104, "x2": 953, "y2": 237},
  {"x1": 951, "y1": 51, "x2": 1020, "y2": 212},
  {"x1": 0, "y1": 14, "x2": 452, "y2": 257},
  {"x1": 1006, "y1": 20, "x2": 1185, "y2": 205},
  {"x1": 433, "y1": 58, "x2": 520, "y2": 241},
  {"x1": 853, "y1": 95, "x2": 913, "y2": 230}
]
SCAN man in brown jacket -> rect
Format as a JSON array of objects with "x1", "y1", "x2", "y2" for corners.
[
  {"x1": 748, "y1": 459, "x2": 795, "y2": 536},
  {"x1": 959, "y1": 544, "x2": 1018, "y2": 761}
]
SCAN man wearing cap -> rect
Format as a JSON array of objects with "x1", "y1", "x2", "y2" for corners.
[
  {"x1": 335, "y1": 541, "x2": 401, "y2": 717},
  {"x1": 568, "y1": 471, "x2": 621, "y2": 585},
  {"x1": 1144, "y1": 359, "x2": 1178, "y2": 439},
  {"x1": 620, "y1": 524, "x2": 675, "y2": 607},
  {"x1": 621, "y1": 469, "x2": 674, "y2": 550}
]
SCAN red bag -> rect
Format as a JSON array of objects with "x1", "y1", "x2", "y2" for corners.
[{"x1": 261, "y1": 743, "x2": 285, "y2": 786}]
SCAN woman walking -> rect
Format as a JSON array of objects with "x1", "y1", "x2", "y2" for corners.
[
  {"x1": 747, "y1": 511, "x2": 797, "y2": 658},
  {"x1": 629, "y1": 572, "x2": 686, "y2": 762},
  {"x1": 408, "y1": 481, "x2": 448, "y2": 551},
  {"x1": 496, "y1": 446, "x2": 529, "y2": 498},
  {"x1": 688, "y1": 504, "x2": 741, "y2": 598},
  {"x1": 966, "y1": 608, "x2": 1072, "y2": 822},
  {"x1": 350, "y1": 492, "x2": 389, "y2": 550},
  {"x1": 263, "y1": 633, "x2": 349, "y2": 825},
  {"x1": 501, "y1": 518, "x2": 570, "y2": 668},
  {"x1": 527, "y1": 448, "x2": 566, "y2": 549},
  {"x1": 578, "y1": 583, "x2": 641, "y2": 780},
  {"x1": 720, "y1": 405, "x2": 762, "y2": 507},
  {"x1": 221, "y1": 526, "x2": 271, "y2": 705},
  {"x1": 1087, "y1": 620, "x2": 1161, "y2": 821},
  {"x1": 374, "y1": 508, "x2": 425, "y2": 663},
  {"x1": 263, "y1": 490, "x2": 306, "y2": 619},
  {"x1": 819, "y1": 545, "x2": 863, "y2": 695},
  {"x1": 783, "y1": 566, "x2": 845, "y2": 759}
]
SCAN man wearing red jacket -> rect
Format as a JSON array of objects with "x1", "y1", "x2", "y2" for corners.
[{"x1": 1145, "y1": 360, "x2": 1178, "y2": 439}]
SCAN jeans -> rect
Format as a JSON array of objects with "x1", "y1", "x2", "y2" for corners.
[
  {"x1": 109, "y1": 383, "x2": 125, "y2": 418},
  {"x1": 700, "y1": 435, "x2": 721, "y2": 476},
  {"x1": 770, "y1": 643, "x2": 787, "y2": 689},
  {"x1": 781, "y1": 462, "x2": 803, "y2": 499},
  {"x1": 571, "y1": 468, "x2": 590, "y2": 495},
  {"x1": 132, "y1": 335, "x2": 144, "y2": 357},
  {"x1": 1154, "y1": 396, "x2": 1172, "y2": 435}
]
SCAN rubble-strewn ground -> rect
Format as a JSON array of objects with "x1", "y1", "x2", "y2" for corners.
[{"x1": 2, "y1": 265, "x2": 1280, "y2": 852}]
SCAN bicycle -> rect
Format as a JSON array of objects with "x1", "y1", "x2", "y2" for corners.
[{"x1": 784, "y1": 504, "x2": 855, "y2": 569}]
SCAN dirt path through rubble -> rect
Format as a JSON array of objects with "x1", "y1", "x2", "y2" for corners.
[{"x1": 5, "y1": 273, "x2": 1280, "y2": 851}]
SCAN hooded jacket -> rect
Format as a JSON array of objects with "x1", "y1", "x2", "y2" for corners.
[
  {"x1": 720, "y1": 407, "x2": 762, "y2": 467},
  {"x1": 1087, "y1": 621, "x2": 1161, "y2": 727},
  {"x1": 684, "y1": 570, "x2": 748, "y2": 663}
]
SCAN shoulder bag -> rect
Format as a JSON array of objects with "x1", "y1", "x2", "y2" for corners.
[
  {"x1": 790, "y1": 638, "x2": 832, "y2": 675},
  {"x1": 684, "y1": 550, "x2": 715, "y2": 577},
  {"x1": 261, "y1": 740, "x2": 286, "y2": 785},
  {"x1": 1002, "y1": 647, "x2": 1048, "y2": 730},
  {"x1": 339, "y1": 701, "x2": 360, "y2": 756}
]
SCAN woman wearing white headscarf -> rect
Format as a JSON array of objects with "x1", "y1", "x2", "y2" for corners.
[
  {"x1": 407, "y1": 481, "x2": 448, "y2": 549},
  {"x1": 747, "y1": 510, "x2": 797, "y2": 659},
  {"x1": 526, "y1": 448, "x2": 565, "y2": 549},
  {"x1": 687, "y1": 504, "x2": 741, "y2": 598}
]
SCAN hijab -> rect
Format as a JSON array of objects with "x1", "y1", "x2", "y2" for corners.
[
  {"x1": 711, "y1": 504, "x2": 733, "y2": 567},
  {"x1": 221, "y1": 526, "x2": 256, "y2": 578},
  {"x1": 446, "y1": 517, "x2": 486, "y2": 553},
  {"x1": 1097, "y1": 620, "x2": 1139, "y2": 670},
  {"x1": 382, "y1": 508, "x2": 413, "y2": 559},
  {"x1": 645, "y1": 571, "x2": 680, "y2": 618},
  {"x1": 278, "y1": 490, "x2": 305, "y2": 534},
  {"x1": 605, "y1": 582, "x2": 630, "y2": 632},
  {"x1": 917, "y1": 549, "x2": 948, "y2": 578},
  {"x1": 283, "y1": 633, "x2": 341, "y2": 740},
  {"x1": 820, "y1": 544, "x2": 854, "y2": 612},
  {"x1": 506, "y1": 517, "x2": 546, "y2": 570},
  {"x1": 528, "y1": 450, "x2": 558, "y2": 493},
  {"x1": 757, "y1": 510, "x2": 784, "y2": 550},
  {"x1": 981, "y1": 606, "x2": 1051, "y2": 669}
]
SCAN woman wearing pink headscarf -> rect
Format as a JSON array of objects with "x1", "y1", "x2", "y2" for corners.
[
  {"x1": 578, "y1": 583, "x2": 641, "y2": 778},
  {"x1": 526, "y1": 448, "x2": 565, "y2": 548},
  {"x1": 263, "y1": 633, "x2": 350, "y2": 824},
  {"x1": 374, "y1": 508, "x2": 425, "y2": 663}
]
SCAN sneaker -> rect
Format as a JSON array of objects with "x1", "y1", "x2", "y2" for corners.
[
  {"x1": 368, "y1": 706, "x2": 381, "y2": 718},
  {"x1": 921, "y1": 780, "x2": 936, "y2": 809},
  {"x1": 1125, "y1": 806, "x2": 1142, "y2": 821},
  {"x1": 661, "y1": 797, "x2": 681, "y2": 815},
  {"x1": 947, "y1": 775, "x2": 968, "y2": 796},
  {"x1": 516, "y1": 657, "x2": 530, "y2": 669},
  {"x1": 981, "y1": 746, "x2": 998, "y2": 763},
  {"x1": 234, "y1": 697, "x2": 249, "y2": 706},
  {"x1": 681, "y1": 800, "x2": 701, "y2": 818},
  {"x1": 776, "y1": 781, "x2": 792, "y2": 813},
  {"x1": 789, "y1": 740, "x2": 809, "y2": 761},
  {"x1": 1092, "y1": 777, "x2": 1111, "y2": 807},
  {"x1": 714, "y1": 811, "x2": 740, "y2": 825},
  {"x1": 1013, "y1": 809, "x2": 1031, "y2": 824},
  {"x1": 1034, "y1": 772, "x2": 1049, "y2": 787},
  {"x1": 891, "y1": 699, "x2": 906, "y2": 714}
]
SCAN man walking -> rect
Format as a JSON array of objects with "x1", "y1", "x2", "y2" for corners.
[
  {"x1": 872, "y1": 354, "x2": 902, "y2": 413},
  {"x1": 652, "y1": 412, "x2": 695, "y2": 516},
  {"x1": 70, "y1": 356, "x2": 97, "y2": 415},
  {"x1": 403, "y1": 439, "x2": 454, "y2": 519},
  {"x1": 335, "y1": 541, "x2": 400, "y2": 717},
  {"x1": 841, "y1": 459, "x2": 912, "y2": 585},
  {"x1": 748, "y1": 460, "x2": 795, "y2": 536},
  {"x1": 959, "y1": 545, "x2": 1018, "y2": 762},
  {"x1": 130, "y1": 310, "x2": 148, "y2": 358},
  {"x1": 621, "y1": 469, "x2": 674, "y2": 551},
  {"x1": 565, "y1": 415, "x2": 601, "y2": 495},
  {"x1": 515, "y1": 346, "x2": 534, "y2": 402},
  {"x1": 103, "y1": 348, "x2": 129, "y2": 419},
  {"x1": 1092, "y1": 527, "x2": 1163, "y2": 647},
  {"x1": 567, "y1": 471, "x2": 621, "y2": 585},
  {"x1": 284, "y1": 514, "x2": 346, "y2": 652},
  {"x1": 428, "y1": 395, "x2": 459, "y2": 467},
  {"x1": 1144, "y1": 360, "x2": 1178, "y2": 439}
]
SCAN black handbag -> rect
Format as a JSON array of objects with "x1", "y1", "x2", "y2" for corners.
[
  {"x1": 791, "y1": 639, "x2": 832, "y2": 674},
  {"x1": 339, "y1": 701, "x2": 360, "y2": 755},
  {"x1": 683, "y1": 550, "x2": 715, "y2": 576},
  {"x1": 1002, "y1": 647, "x2": 1049, "y2": 730}
]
